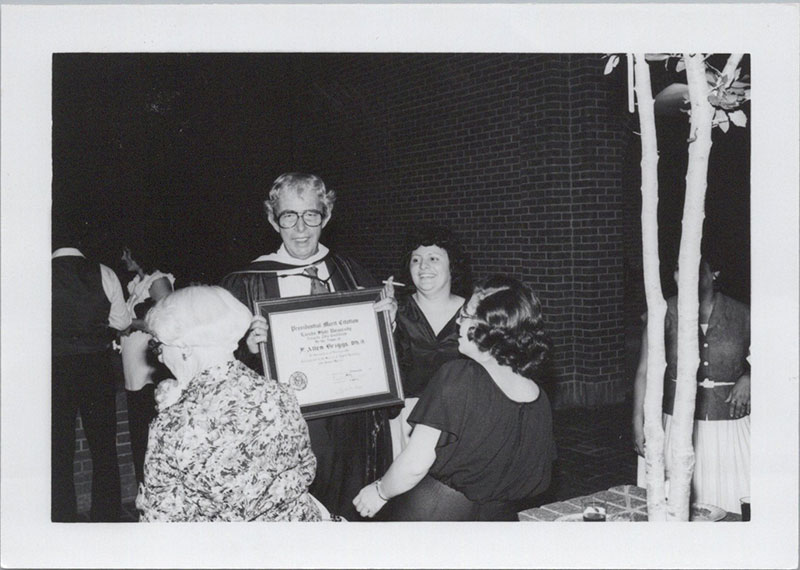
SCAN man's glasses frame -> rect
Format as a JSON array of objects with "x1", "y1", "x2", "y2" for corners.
[{"x1": 276, "y1": 209, "x2": 326, "y2": 229}]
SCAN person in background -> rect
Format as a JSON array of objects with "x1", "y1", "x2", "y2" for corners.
[
  {"x1": 136, "y1": 286, "x2": 321, "y2": 521},
  {"x1": 632, "y1": 255, "x2": 750, "y2": 514},
  {"x1": 388, "y1": 224, "x2": 471, "y2": 457},
  {"x1": 354, "y1": 275, "x2": 556, "y2": 521},
  {"x1": 52, "y1": 222, "x2": 131, "y2": 522},
  {"x1": 118, "y1": 247, "x2": 174, "y2": 488},
  {"x1": 221, "y1": 172, "x2": 395, "y2": 521}
]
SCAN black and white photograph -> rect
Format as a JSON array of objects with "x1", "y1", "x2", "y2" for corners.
[{"x1": 1, "y1": 3, "x2": 798, "y2": 568}]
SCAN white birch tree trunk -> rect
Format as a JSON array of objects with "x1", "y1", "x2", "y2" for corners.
[
  {"x1": 633, "y1": 53, "x2": 668, "y2": 521},
  {"x1": 666, "y1": 53, "x2": 715, "y2": 521},
  {"x1": 720, "y1": 54, "x2": 744, "y2": 89}
]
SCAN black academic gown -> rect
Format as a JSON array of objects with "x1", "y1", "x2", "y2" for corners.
[{"x1": 221, "y1": 253, "x2": 393, "y2": 520}]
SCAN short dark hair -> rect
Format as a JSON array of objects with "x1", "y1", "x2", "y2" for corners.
[
  {"x1": 398, "y1": 225, "x2": 472, "y2": 298},
  {"x1": 467, "y1": 275, "x2": 552, "y2": 381}
]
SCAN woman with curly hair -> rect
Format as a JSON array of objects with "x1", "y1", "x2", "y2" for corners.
[
  {"x1": 389, "y1": 225, "x2": 472, "y2": 457},
  {"x1": 353, "y1": 275, "x2": 556, "y2": 521}
]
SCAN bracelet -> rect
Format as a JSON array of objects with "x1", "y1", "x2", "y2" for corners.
[{"x1": 375, "y1": 479, "x2": 389, "y2": 502}]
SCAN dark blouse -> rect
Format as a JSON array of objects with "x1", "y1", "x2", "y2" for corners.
[
  {"x1": 408, "y1": 359, "x2": 556, "y2": 504},
  {"x1": 394, "y1": 295, "x2": 464, "y2": 398},
  {"x1": 662, "y1": 292, "x2": 750, "y2": 420}
]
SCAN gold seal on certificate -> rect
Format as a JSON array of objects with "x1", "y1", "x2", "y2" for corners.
[
  {"x1": 254, "y1": 287, "x2": 404, "y2": 420},
  {"x1": 289, "y1": 371, "x2": 309, "y2": 391}
]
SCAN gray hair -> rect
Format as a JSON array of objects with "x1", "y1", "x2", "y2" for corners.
[{"x1": 263, "y1": 172, "x2": 336, "y2": 220}]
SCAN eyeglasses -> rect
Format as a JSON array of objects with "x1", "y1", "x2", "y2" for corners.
[
  {"x1": 147, "y1": 338, "x2": 166, "y2": 357},
  {"x1": 457, "y1": 306, "x2": 478, "y2": 322},
  {"x1": 276, "y1": 209, "x2": 325, "y2": 229}
]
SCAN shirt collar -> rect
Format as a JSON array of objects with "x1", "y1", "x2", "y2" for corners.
[
  {"x1": 252, "y1": 243, "x2": 329, "y2": 267},
  {"x1": 52, "y1": 247, "x2": 85, "y2": 259}
]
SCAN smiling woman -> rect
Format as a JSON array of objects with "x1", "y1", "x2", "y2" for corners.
[{"x1": 388, "y1": 225, "x2": 472, "y2": 456}]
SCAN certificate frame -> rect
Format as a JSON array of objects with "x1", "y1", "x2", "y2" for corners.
[{"x1": 254, "y1": 287, "x2": 404, "y2": 420}]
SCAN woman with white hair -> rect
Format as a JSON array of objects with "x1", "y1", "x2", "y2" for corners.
[{"x1": 135, "y1": 286, "x2": 321, "y2": 521}]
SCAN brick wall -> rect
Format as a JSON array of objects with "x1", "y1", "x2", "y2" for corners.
[
  {"x1": 74, "y1": 390, "x2": 138, "y2": 513},
  {"x1": 72, "y1": 53, "x2": 634, "y2": 513},
  {"x1": 287, "y1": 53, "x2": 630, "y2": 408}
]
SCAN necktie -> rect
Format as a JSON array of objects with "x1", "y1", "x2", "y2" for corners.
[{"x1": 304, "y1": 265, "x2": 330, "y2": 295}]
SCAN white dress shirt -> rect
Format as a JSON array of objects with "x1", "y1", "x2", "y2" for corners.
[{"x1": 251, "y1": 244, "x2": 336, "y2": 298}]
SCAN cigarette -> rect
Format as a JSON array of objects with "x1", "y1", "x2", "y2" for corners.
[{"x1": 382, "y1": 280, "x2": 406, "y2": 287}]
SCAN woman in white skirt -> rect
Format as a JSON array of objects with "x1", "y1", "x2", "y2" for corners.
[
  {"x1": 119, "y1": 247, "x2": 174, "y2": 486},
  {"x1": 632, "y1": 256, "x2": 750, "y2": 514}
]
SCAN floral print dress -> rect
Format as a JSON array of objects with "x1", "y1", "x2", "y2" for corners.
[{"x1": 136, "y1": 360, "x2": 321, "y2": 521}]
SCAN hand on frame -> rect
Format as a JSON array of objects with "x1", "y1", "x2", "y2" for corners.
[{"x1": 245, "y1": 315, "x2": 269, "y2": 355}]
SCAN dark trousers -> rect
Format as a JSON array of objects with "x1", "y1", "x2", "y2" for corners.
[
  {"x1": 307, "y1": 409, "x2": 392, "y2": 522},
  {"x1": 126, "y1": 384, "x2": 156, "y2": 486},
  {"x1": 52, "y1": 352, "x2": 121, "y2": 522},
  {"x1": 381, "y1": 475, "x2": 518, "y2": 521}
]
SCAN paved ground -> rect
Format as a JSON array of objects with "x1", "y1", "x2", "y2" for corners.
[
  {"x1": 91, "y1": 399, "x2": 638, "y2": 522},
  {"x1": 537, "y1": 399, "x2": 638, "y2": 506}
]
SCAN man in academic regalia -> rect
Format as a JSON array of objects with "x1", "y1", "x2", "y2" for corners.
[{"x1": 221, "y1": 172, "x2": 395, "y2": 521}]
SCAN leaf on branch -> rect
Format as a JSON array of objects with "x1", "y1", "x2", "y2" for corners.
[
  {"x1": 714, "y1": 108, "x2": 730, "y2": 133},
  {"x1": 675, "y1": 59, "x2": 686, "y2": 73},
  {"x1": 729, "y1": 109, "x2": 748, "y2": 128},
  {"x1": 705, "y1": 70, "x2": 719, "y2": 86},
  {"x1": 604, "y1": 54, "x2": 620, "y2": 75},
  {"x1": 728, "y1": 86, "x2": 748, "y2": 98},
  {"x1": 721, "y1": 91, "x2": 742, "y2": 110}
]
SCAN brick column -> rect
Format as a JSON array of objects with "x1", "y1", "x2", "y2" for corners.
[{"x1": 74, "y1": 390, "x2": 138, "y2": 515}]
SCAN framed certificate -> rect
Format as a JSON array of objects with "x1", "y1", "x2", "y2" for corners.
[{"x1": 254, "y1": 287, "x2": 404, "y2": 420}]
